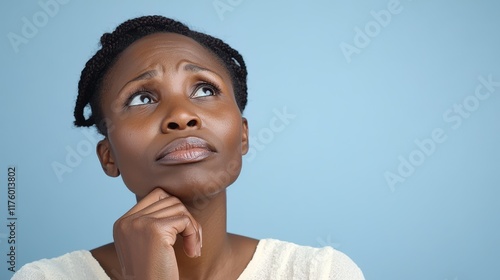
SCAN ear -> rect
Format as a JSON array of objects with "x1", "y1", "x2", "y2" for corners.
[
  {"x1": 241, "y1": 117, "x2": 249, "y2": 155},
  {"x1": 96, "y1": 138, "x2": 120, "y2": 177}
]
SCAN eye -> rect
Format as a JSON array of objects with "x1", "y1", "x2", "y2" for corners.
[
  {"x1": 191, "y1": 83, "x2": 219, "y2": 98},
  {"x1": 127, "y1": 92, "x2": 156, "y2": 106}
]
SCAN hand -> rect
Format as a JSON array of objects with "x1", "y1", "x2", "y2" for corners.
[{"x1": 112, "y1": 188, "x2": 202, "y2": 280}]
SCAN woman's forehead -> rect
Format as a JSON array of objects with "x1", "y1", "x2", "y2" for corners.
[{"x1": 105, "y1": 32, "x2": 231, "y2": 87}]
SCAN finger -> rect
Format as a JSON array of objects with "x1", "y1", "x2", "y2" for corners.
[
  {"x1": 141, "y1": 204, "x2": 203, "y2": 257},
  {"x1": 183, "y1": 224, "x2": 202, "y2": 258},
  {"x1": 132, "y1": 201, "x2": 197, "y2": 226},
  {"x1": 127, "y1": 196, "x2": 184, "y2": 217},
  {"x1": 153, "y1": 216, "x2": 202, "y2": 258},
  {"x1": 123, "y1": 187, "x2": 171, "y2": 216}
]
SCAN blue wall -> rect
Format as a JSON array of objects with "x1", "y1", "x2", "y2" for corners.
[{"x1": 1, "y1": 1, "x2": 499, "y2": 279}]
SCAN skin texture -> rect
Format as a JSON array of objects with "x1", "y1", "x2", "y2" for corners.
[{"x1": 90, "y1": 33, "x2": 258, "y2": 280}]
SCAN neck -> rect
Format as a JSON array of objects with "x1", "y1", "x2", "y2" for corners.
[{"x1": 174, "y1": 190, "x2": 233, "y2": 279}]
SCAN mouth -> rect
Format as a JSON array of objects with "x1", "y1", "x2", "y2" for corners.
[{"x1": 155, "y1": 136, "x2": 216, "y2": 165}]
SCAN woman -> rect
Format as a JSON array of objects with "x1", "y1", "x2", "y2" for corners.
[{"x1": 13, "y1": 15, "x2": 364, "y2": 279}]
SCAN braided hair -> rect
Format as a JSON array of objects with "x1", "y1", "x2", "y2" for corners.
[{"x1": 74, "y1": 15, "x2": 248, "y2": 136}]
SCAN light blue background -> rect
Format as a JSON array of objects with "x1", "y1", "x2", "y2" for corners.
[{"x1": 1, "y1": 1, "x2": 499, "y2": 279}]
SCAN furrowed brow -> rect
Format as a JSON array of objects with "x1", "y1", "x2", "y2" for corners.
[{"x1": 184, "y1": 63, "x2": 210, "y2": 73}]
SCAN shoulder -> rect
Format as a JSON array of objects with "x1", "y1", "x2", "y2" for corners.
[
  {"x1": 12, "y1": 250, "x2": 110, "y2": 280},
  {"x1": 238, "y1": 239, "x2": 364, "y2": 280}
]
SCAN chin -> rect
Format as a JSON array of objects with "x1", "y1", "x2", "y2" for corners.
[
  {"x1": 122, "y1": 157, "x2": 243, "y2": 201},
  {"x1": 160, "y1": 171, "x2": 238, "y2": 201},
  {"x1": 123, "y1": 172, "x2": 240, "y2": 204}
]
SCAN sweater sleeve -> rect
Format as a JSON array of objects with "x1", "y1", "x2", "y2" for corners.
[
  {"x1": 11, "y1": 262, "x2": 47, "y2": 280},
  {"x1": 310, "y1": 245, "x2": 365, "y2": 280},
  {"x1": 11, "y1": 250, "x2": 110, "y2": 280},
  {"x1": 238, "y1": 239, "x2": 364, "y2": 280}
]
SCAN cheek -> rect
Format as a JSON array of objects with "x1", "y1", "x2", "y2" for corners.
[
  {"x1": 212, "y1": 111, "x2": 245, "y2": 181},
  {"x1": 108, "y1": 123, "x2": 157, "y2": 193},
  {"x1": 110, "y1": 128, "x2": 150, "y2": 161},
  {"x1": 214, "y1": 112, "x2": 243, "y2": 154}
]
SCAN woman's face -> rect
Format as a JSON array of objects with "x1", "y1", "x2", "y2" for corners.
[{"x1": 96, "y1": 33, "x2": 249, "y2": 201}]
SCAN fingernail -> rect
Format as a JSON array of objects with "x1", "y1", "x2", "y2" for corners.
[{"x1": 199, "y1": 227, "x2": 203, "y2": 248}]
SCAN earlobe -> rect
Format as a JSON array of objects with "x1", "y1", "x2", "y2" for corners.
[
  {"x1": 96, "y1": 139, "x2": 120, "y2": 177},
  {"x1": 241, "y1": 117, "x2": 249, "y2": 155}
]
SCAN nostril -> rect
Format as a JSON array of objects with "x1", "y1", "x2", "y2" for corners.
[
  {"x1": 187, "y1": 119, "x2": 197, "y2": 127},
  {"x1": 167, "y1": 122, "x2": 179, "y2": 130}
]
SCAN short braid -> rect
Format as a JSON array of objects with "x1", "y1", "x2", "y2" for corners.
[{"x1": 74, "y1": 15, "x2": 248, "y2": 136}]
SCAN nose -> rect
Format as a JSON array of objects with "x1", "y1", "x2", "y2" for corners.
[{"x1": 160, "y1": 103, "x2": 202, "y2": 133}]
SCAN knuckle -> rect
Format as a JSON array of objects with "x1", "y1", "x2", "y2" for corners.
[
  {"x1": 113, "y1": 218, "x2": 127, "y2": 232},
  {"x1": 151, "y1": 187, "x2": 168, "y2": 198},
  {"x1": 130, "y1": 217, "x2": 145, "y2": 231},
  {"x1": 161, "y1": 232, "x2": 177, "y2": 246},
  {"x1": 170, "y1": 202, "x2": 186, "y2": 213},
  {"x1": 182, "y1": 215, "x2": 191, "y2": 223},
  {"x1": 164, "y1": 196, "x2": 181, "y2": 205}
]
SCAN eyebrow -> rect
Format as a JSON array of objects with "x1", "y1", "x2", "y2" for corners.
[
  {"x1": 127, "y1": 64, "x2": 214, "y2": 84},
  {"x1": 117, "y1": 69, "x2": 160, "y2": 95},
  {"x1": 184, "y1": 63, "x2": 223, "y2": 80},
  {"x1": 119, "y1": 63, "x2": 222, "y2": 95},
  {"x1": 184, "y1": 63, "x2": 210, "y2": 73},
  {"x1": 128, "y1": 69, "x2": 159, "y2": 84}
]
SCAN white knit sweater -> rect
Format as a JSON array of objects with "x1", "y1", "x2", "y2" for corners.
[{"x1": 12, "y1": 239, "x2": 364, "y2": 279}]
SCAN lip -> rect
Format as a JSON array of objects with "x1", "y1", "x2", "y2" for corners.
[{"x1": 156, "y1": 136, "x2": 216, "y2": 165}]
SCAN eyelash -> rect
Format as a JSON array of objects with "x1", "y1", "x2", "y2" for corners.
[
  {"x1": 193, "y1": 81, "x2": 222, "y2": 96},
  {"x1": 124, "y1": 81, "x2": 222, "y2": 107},
  {"x1": 124, "y1": 87, "x2": 154, "y2": 107}
]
